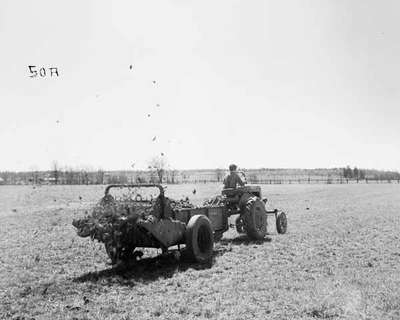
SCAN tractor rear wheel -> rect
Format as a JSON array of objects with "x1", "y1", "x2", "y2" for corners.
[
  {"x1": 243, "y1": 197, "x2": 267, "y2": 240},
  {"x1": 185, "y1": 215, "x2": 214, "y2": 263},
  {"x1": 276, "y1": 211, "x2": 287, "y2": 234}
]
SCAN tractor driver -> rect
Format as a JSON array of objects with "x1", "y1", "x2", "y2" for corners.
[{"x1": 223, "y1": 164, "x2": 245, "y2": 189}]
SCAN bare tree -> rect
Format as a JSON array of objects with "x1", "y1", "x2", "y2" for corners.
[
  {"x1": 148, "y1": 156, "x2": 168, "y2": 183},
  {"x1": 64, "y1": 167, "x2": 76, "y2": 185},
  {"x1": 3, "y1": 172, "x2": 16, "y2": 184},
  {"x1": 169, "y1": 169, "x2": 179, "y2": 184},
  {"x1": 29, "y1": 165, "x2": 39, "y2": 184},
  {"x1": 79, "y1": 167, "x2": 91, "y2": 185},
  {"x1": 0, "y1": 172, "x2": 9, "y2": 184},
  {"x1": 51, "y1": 161, "x2": 60, "y2": 185},
  {"x1": 96, "y1": 168, "x2": 105, "y2": 185}
]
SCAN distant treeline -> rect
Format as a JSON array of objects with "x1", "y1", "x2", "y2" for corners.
[{"x1": 0, "y1": 166, "x2": 399, "y2": 185}]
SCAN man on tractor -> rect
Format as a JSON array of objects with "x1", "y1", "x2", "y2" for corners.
[{"x1": 223, "y1": 164, "x2": 245, "y2": 189}]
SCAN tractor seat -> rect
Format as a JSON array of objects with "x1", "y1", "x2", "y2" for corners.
[{"x1": 221, "y1": 188, "x2": 238, "y2": 197}]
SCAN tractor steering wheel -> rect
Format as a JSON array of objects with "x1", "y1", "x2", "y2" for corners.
[{"x1": 238, "y1": 171, "x2": 248, "y2": 185}]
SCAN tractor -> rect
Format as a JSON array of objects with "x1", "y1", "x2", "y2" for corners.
[
  {"x1": 73, "y1": 181, "x2": 287, "y2": 265},
  {"x1": 220, "y1": 185, "x2": 287, "y2": 240}
]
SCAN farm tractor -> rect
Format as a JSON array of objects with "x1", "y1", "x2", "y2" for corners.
[{"x1": 73, "y1": 182, "x2": 287, "y2": 265}]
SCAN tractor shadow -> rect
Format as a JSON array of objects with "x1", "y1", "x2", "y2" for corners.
[
  {"x1": 218, "y1": 234, "x2": 272, "y2": 246},
  {"x1": 73, "y1": 247, "x2": 229, "y2": 286}
]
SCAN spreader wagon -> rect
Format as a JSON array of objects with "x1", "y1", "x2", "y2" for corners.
[{"x1": 73, "y1": 183, "x2": 287, "y2": 264}]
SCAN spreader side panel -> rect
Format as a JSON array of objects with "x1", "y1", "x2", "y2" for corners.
[{"x1": 207, "y1": 206, "x2": 228, "y2": 232}]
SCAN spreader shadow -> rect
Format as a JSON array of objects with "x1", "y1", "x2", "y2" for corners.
[
  {"x1": 72, "y1": 236, "x2": 269, "y2": 286},
  {"x1": 73, "y1": 248, "x2": 229, "y2": 286}
]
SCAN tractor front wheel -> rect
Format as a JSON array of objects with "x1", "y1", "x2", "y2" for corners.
[
  {"x1": 276, "y1": 211, "x2": 287, "y2": 234},
  {"x1": 185, "y1": 215, "x2": 214, "y2": 263}
]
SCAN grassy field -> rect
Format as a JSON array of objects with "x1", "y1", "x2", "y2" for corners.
[{"x1": 0, "y1": 183, "x2": 399, "y2": 320}]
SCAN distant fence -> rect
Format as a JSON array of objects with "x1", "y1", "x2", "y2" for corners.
[
  {"x1": 1, "y1": 176, "x2": 399, "y2": 186},
  {"x1": 181, "y1": 178, "x2": 400, "y2": 185},
  {"x1": 248, "y1": 178, "x2": 400, "y2": 185}
]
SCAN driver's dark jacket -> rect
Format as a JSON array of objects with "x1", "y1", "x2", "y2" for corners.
[{"x1": 223, "y1": 172, "x2": 245, "y2": 189}]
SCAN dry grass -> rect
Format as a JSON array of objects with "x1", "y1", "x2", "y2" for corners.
[{"x1": 0, "y1": 184, "x2": 399, "y2": 319}]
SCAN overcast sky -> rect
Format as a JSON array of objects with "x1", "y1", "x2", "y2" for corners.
[{"x1": 1, "y1": 0, "x2": 399, "y2": 171}]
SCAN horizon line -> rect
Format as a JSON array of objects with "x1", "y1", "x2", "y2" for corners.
[{"x1": 1, "y1": 166, "x2": 399, "y2": 174}]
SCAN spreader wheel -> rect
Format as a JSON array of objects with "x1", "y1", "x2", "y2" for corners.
[
  {"x1": 105, "y1": 243, "x2": 135, "y2": 264},
  {"x1": 276, "y1": 211, "x2": 287, "y2": 234},
  {"x1": 105, "y1": 242, "x2": 119, "y2": 264},
  {"x1": 243, "y1": 197, "x2": 267, "y2": 240},
  {"x1": 185, "y1": 215, "x2": 214, "y2": 263}
]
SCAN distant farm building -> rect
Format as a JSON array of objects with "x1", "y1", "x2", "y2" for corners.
[{"x1": 43, "y1": 176, "x2": 57, "y2": 184}]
